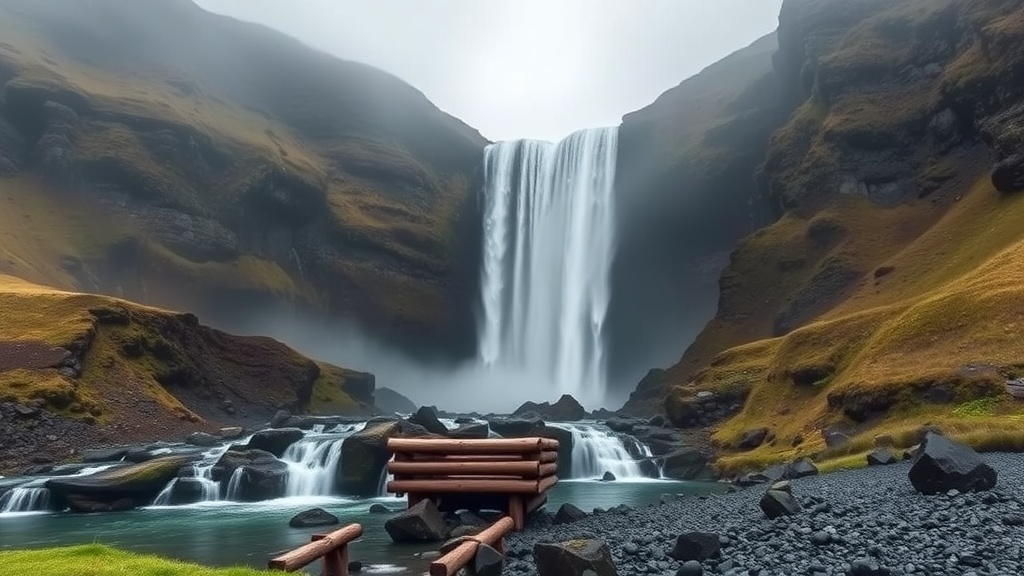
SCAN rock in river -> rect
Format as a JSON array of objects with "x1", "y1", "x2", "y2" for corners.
[
  {"x1": 289, "y1": 508, "x2": 340, "y2": 528},
  {"x1": 46, "y1": 455, "x2": 196, "y2": 512},
  {"x1": 384, "y1": 499, "x2": 448, "y2": 543},
  {"x1": 339, "y1": 420, "x2": 434, "y2": 496}
]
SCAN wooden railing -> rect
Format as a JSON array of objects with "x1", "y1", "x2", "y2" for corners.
[
  {"x1": 429, "y1": 516, "x2": 515, "y2": 576},
  {"x1": 386, "y1": 437, "x2": 558, "y2": 529},
  {"x1": 268, "y1": 523, "x2": 363, "y2": 576}
]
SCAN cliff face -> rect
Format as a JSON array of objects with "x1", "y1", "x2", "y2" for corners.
[
  {"x1": 611, "y1": 34, "x2": 790, "y2": 404},
  {"x1": 0, "y1": 0, "x2": 488, "y2": 360},
  {"x1": 648, "y1": 0, "x2": 1024, "y2": 471}
]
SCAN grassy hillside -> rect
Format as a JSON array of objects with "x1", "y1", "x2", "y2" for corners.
[
  {"x1": 0, "y1": 545, "x2": 271, "y2": 576},
  {"x1": 0, "y1": 0, "x2": 487, "y2": 359},
  {"x1": 657, "y1": 0, "x2": 1024, "y2": 472},
  {"x1": 0, "y1": 274, "x2": 371, "y2": 473}
]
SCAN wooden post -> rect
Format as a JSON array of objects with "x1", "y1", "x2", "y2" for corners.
[
  {"x1": 270, "y1": 524, "x2": 362, "y2": 573},
  {"x1": 429, "y1": 517, "x2": 515, "y2": 576},
  {"x1": 508, "y1": 494, "x2": 525, "y2": 530}
]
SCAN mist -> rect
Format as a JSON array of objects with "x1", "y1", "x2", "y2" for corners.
[{"x1": 236, "y1": 312, "x2": 629, "y2": 415}]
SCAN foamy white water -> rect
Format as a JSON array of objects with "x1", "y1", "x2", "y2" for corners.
[
  {"x1": 552, "y1": 423, "x2": 655, "y2": 480},
  {"x1": 477, "y1": 127, "x2": 619, "y2": 408}
]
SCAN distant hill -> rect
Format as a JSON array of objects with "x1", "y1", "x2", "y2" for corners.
[{"x1": 0, "y1": 0, "x2": 488, "y2": 359}]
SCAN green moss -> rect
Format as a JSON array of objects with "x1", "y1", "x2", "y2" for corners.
[
  {"x1": 0, "y1": 544, "x2": 272, "y2": 576},
  {"x1": 952, "y1": 397, "x2": 998, "y2": 418}
]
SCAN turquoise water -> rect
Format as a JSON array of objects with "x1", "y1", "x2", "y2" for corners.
[{"x1": 0, "y1": 480, "x2": 726, "y2": 574}]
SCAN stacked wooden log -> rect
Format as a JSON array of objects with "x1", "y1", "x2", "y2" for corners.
[
  {"x1": 386, "y1": 437, "x2": 559, "y2": 529},
  {"x1": 268, "y1": 523, "x2": 362, "y2": 576}
]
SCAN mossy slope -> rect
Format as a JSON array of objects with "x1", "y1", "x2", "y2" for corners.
[
  {"x1": 656, "y1": 0, "x2": 1024, "y2": 472},
  {"x1": 0, "y1": 274, "x2": 371, "y2": 472},
  {"x1": 0, "y1": 0, "x2": 487, "y2": 359}
]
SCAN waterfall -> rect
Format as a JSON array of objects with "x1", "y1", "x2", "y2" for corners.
[
  {"x1": 281, "y1": 422, "x2": 365, "y2": 497},
  {"x1": 552, "y1": 423, "x2": 653, "y2": 480},
  {"x1": 0, "y1": 485, "x2": 50, "y2": 513},
  {"x1": 225, "y1": 467, "x2": 245, "y2": 501},
  {"x1": 152, "y1": 463, "x2": 220, "y2": 506},
  {"x1": 477, "y1": 127, "x2": 619, "y2": 408}
]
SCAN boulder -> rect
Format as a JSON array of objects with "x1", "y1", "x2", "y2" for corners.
[
  {"x1": 186, "y1": 432, "x2": 220, "y2": 447},
  {"x1": 648, "y1": 414, "x2": 666, "y2": 427},
  {"x1": 867, "y1": 448, "x2": 898, "y2": 466},
  {"x1": 165, "y1": 478, "x2": 209, "y2": 505},
  {"x1": 270, "y1": 410, "x2": 291, "y2": 428},
  {"x1": 908, "y1": 433, "x2": 997, "y2": 494},
  {"x1": 600, "y1": 471, "x2": 616, "y2": 481},
  {"x1": 660, "y1": 449, "x2": 712, "y2": 481},
  {"x1": 407, "y1": 406, "x2": 449, "y2": 436},
  {"x1": 760, "y1": 489, "x2": 800, "y2": 519},
  {"x1": 672, "y1": 532, "x2": 721, "y2": 561},
  {"x1": 513, "y1": 395, "x2": 586, "y2": 422},
  {"x1": 533, "y1": 540, "x2": 617, "y2": 576},
  {"x1": 678, "y1": 560, "x2": 704, "y2": 576},
  {"x1": 384, "y1": 499, "x2": 448, "y2": 543},
  {"x1": 473, "y1": 543, "x2": 504, "y2": 576},
  {"x1": 47, "y1": 455, "x2": 195, "y2": 511},
  {"x1": 211, "y1": 449, "x2": 288, "y2": 501},
  {"x1": 738, "y1": 428, "x2": 769, "y2": 450},
  {"x1": 246, "y1": 428, "x2": 304, "y2": 457},
  {"x1": 449, "y1": 422, "x2": 490, "y2": 439},
  {"x1": 553, "y1": 503, "x2": 587, "y2": 525},
  {"x1": 785, "y1": 457, "x2": 818, "y2": 479},
  {"x1": 638, "y1": 458, "x2": 661, "y2": 478},
  {"x1": 65, "y1": 494, "x2": 135, "y2": 513},
  {"x1": 604, "y1": 417, "x2": 637, "y2": 433},
  {"x1": 289, "y1": 508, "x2": 340, "y2": 528},
  {"x1": 488, "y1": 417, "x2": 544, "y2": 437},
  {"x1": 124, "y1": 449, "x2": 154, "y2": 463},
  {"x1": 339, "y1": 420, "x2": 434, "y2": 496},
  {"x1": 368, "y1": 503, "x2": 392, "y2": 514},
  {"x1": 219, "y1": 427, "x2": 245, "y2": 440}
]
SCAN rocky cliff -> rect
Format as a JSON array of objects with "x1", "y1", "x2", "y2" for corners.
[
  {"x1": 639, "y1": 0, "x2": 1024, "y2": 472},
  {"x1": 0, "y1": 274, "x2": 375, "y2": 473},
  {"x1": 0, "y1": 0, "x2": 488, "y2": 361}
]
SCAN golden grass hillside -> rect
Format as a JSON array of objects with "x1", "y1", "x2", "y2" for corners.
[
  {"x1": 670, "y1": 176, "x2": 1024, "y2": 474},
  {"x1": 0, "y1": 545, "x2": 272, "y2": 576},
  {"x1": 658, "y1": 0, "x2": 1024, "y2": 473},
  {"x1": 0, "y1": 274, "x2": 369, "y2": 472},
  {"x1": 0, "y1": 0, "x2": 487, "y2": 356}
]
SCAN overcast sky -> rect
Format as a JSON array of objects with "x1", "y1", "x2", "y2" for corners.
[{"x1": 193, "y1": 0, "x2": 785, "y2": 142}]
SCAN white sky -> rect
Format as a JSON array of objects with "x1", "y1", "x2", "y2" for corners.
[{"x1": 193, "y1": 0, "x2": 785, "y2": 142}]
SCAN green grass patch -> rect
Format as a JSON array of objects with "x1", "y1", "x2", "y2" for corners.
[{"x1": 0, "y1": 544, "x2": 273, "y2": 576}]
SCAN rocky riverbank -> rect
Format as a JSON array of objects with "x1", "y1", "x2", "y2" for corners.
[{"x1": 504, "y1": 444, "x2": 1024, "y2": 575}]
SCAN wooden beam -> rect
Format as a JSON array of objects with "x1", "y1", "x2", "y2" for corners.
[
  {"x1": 388, "y1": 460, "x2": 555, "y2": 478},
  {"x1": 387, "y1": 478, "x2": 546, "y2": 494},
  {"x1": 525, "y1": 492, "x2": 547, "y2": 515},
  {"x1": 387, "y1": 437, "x2": 558, "y2": 455},
  {"x1": 429, "y1": 517, "x2": 515, "y2": 576},
  {"x1": 268, "y1": 524, "x2": 362, "y2": 572},
  {"x1": 537, "y1": 474, "x2": 558, "y2": 493}
]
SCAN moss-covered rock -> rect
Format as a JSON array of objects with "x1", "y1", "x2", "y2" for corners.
[{"x1": 46, "y1": 454, "x2": 195, "y2": 511}]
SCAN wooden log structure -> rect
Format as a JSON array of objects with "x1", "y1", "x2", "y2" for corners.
[
  {"x1": 268, "y1": 523, "x2": 363, "y2": 576},
  {"x1": 429, "y1": 516, "x2": 515, "y2": 576},
  {"x1": 387, "y1": 437, "x2": 559, "y2": 530}
]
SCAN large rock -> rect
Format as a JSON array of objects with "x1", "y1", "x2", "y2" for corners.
[
  {"x1": 760, "y1": 489, "x2": 801, "y2": 519},
  {"x1": 384, "y1": 499, "x2": 448, "y2": 543},
  {"x1": 488, "y1": 417, "x2": 544, "y2": 437},
  {"x1": 46, "y1": 455, "x2": 195, "y2": 511},
  {"x1": 407, "y1": 406, "x2": 449, "y2": 436},
  {"x1": 473, "y1": 543, "x2": 504, "y2": 576},
  {"x1": 867, "y1": 448, "x2": 898, "y2": 466},
  {"x1": 553, "y1": 503, "x2": 587, "y2": 525},
  {"x1": 211, "y1": 449, "x2": 288, "y2": 501},
  {"x1": 533, "y1": 539, "x2": 617, "y2": 576},
  {"x1": 339, "y1": 420, "x2": 434, "y2": 496},
  {"x1": 514, "y1": 394, "x2": 586, "y2": 422},
  {"x1": 786, "y1": 457, "x2": 818, "y2": 478},
  {"x1": 738, "y1": 427, "x2": 769, "y2": 450},
  {"x1": 671, "y1": 532, "x2": 721, "y2": 561},
  {"x1": 186, "y1": 432, "x2": 220, "y2": 447},
  {"x1": 604, "y1": 417, "x2": 638, "y2": 433},
  {"x1": 993, "y1": 154, "x2": 1024, "y2": 193},
  {"x1": 246, "y1": 428, "x2": 305, "y2": 457},
  {"x1": 660, "y1": 449, "x2": 712, "y2": 481},
  {"x1": 908, "y1": 433, "x2": 997, "y2": 494},
  {"x1": 289, "y1": 508, "x2": 340, "y2": 528},
  {"x1": 449, "y1": 422, "x2": 490, "y2": 439}
]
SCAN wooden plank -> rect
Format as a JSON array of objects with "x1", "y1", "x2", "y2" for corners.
[
  {"x1": 525, "y1": 492, "x2": 547, "y2": 515},
  {"x1": 409, "y1": 452, "x2": 557, "y2": 463},
  {"x1": 429, "y1": 517, "x2": 514, "y2": 576},
  {"x1": 537, "y1": 451, "x2": 557, "y2": 463},
  {"x1": 268, "y1": 524, "x2": 362, "y2": 572},
  {"x1": 537, "y1": 474, "x2": 558, "y2": 493},
  {"x1": 388, "y1": 437, "x2": 557, "y2": 455},
  {"x1": 388, "y1": 460, "x2": 552, "y2": 477},
  {"x1": 387, "y1": 478, "x2": 544, "y2": 494}
]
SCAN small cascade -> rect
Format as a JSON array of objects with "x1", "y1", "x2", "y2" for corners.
[
  {"x1": 552, "y1": 423, "x2": 653, "y2": 480},
  {"x1": 0, "y1": 485, "x2": 51, "y2": 513},
  {"x1": 225, "y1": 467, "x2": 245, "y2": 501},
  {"x1": 152, "y1": 464, "x2": 221, "y2": 506},
  {"x1": 280, "y1": 422, "x2": 366, "y2": 498}
]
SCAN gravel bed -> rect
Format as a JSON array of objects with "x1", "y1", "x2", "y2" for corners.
[{"x1": 505, "y1": 453, "x2": 1024, "y2": 576}]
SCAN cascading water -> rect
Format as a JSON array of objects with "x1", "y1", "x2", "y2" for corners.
[
  {"x1": 477, "y1": 127, "x2": 619, "y2": 408},
  {"x1": 0, "y1": 483, "x2": 50, "y2": 513},
  {"x1": 552, "y1": 423, "x2": 655, "y2": 480},
  {"x1": 281, "y1": 422, "x2": 365, "y2": 497}
]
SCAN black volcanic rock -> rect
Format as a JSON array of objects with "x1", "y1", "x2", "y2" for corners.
[{"x1": 908, "y1": 433, "x2": 997, "y2": 494}]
